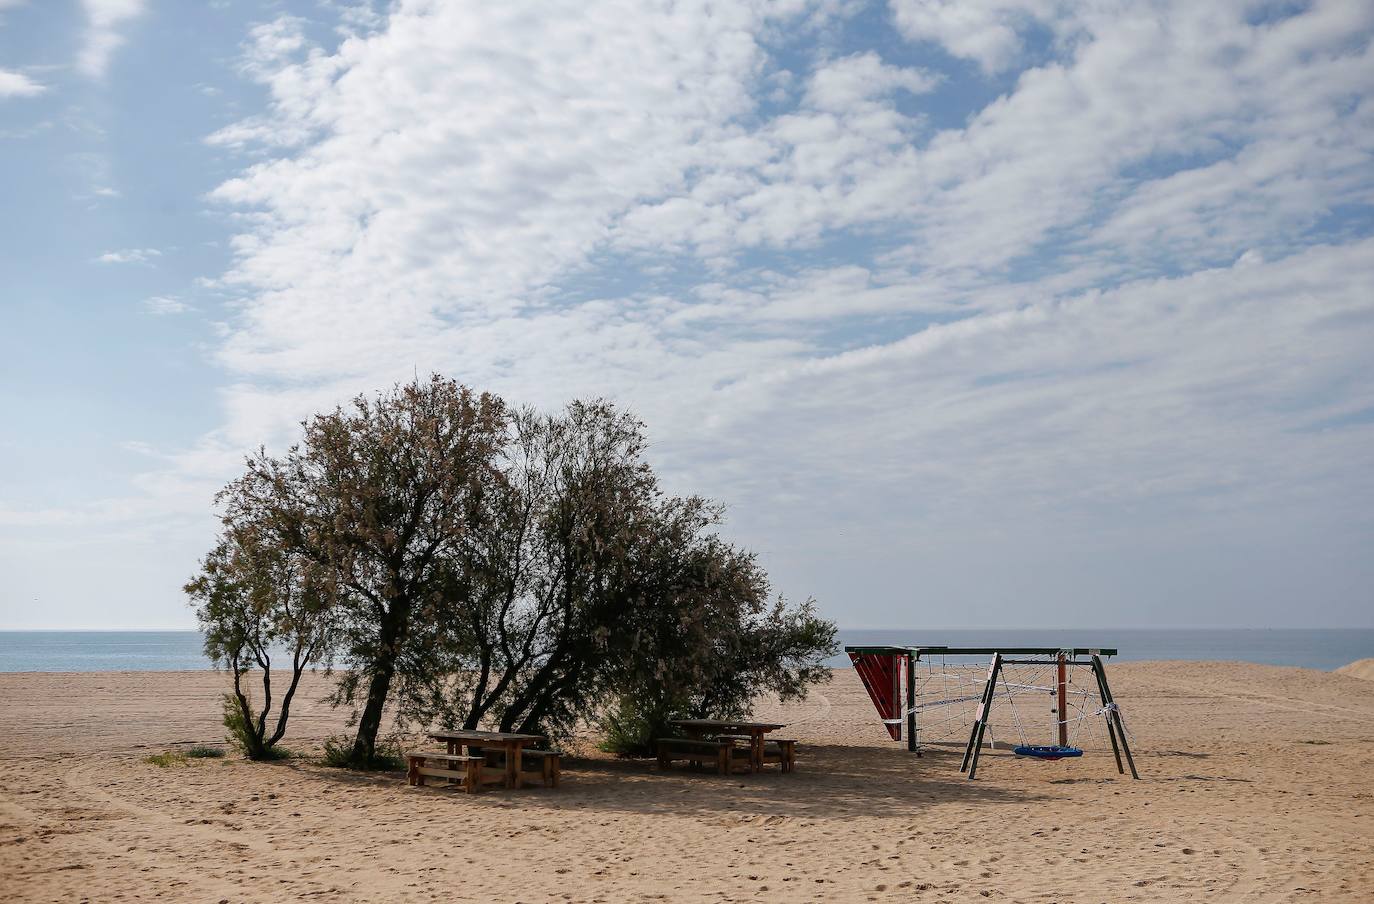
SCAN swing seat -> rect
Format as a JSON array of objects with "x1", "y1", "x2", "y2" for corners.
[{"x1": 1013, "y1": 744, "x2": 1082, "y2": 760}]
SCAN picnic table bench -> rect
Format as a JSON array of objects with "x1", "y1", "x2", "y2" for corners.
[
  {"x1": 404, "y1": 750, "x2": 506, "y2": 792},
  {"x1": 517, "y1": 747, "x2": 562, "y2": 788},
  {"x1": 428, "y1": 729, "x2": 561, "y2": 790},
  {"x1": 670, "y1": 719, "x2": 791, "y2": 772},
  {"x1": 655, "y1": 736, "x2": 752, "y2": 774},
  {"x1": 720, "y1": 734, "x2": 797, "y2": 773}
]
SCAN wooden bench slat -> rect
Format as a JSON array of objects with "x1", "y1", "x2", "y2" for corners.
[
  {"x1": 656, "y1": 737, "x2": 745, "y2": 775},
  {"x1": 663, "y1": 735, "x2": 797, "y2": 773},
  {"x1": 657, "y1": 737, "x2": 732, "y2": 749},
  {"x1": 406, "y1": 750, "x2": 482, "y2": 761},
  {"x1": 407, "y1": 750, "x2": 491, "y2": 792},
  {"x1": 414, "y1": 765, "x2": 471, "y2": 781},
  {"x1": 468, "y1": 748, "x2": 562, "y2": 787}
]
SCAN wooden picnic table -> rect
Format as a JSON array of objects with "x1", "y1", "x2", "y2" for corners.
[
  {"x1": 670, "y1": 719, "x2": 786, "y2": 772},
  {"x1": 428, "y1": 729, "x2": 546, "y2": 789}
]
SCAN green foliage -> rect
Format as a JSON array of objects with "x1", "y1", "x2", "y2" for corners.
[
  {"x1": 185, "y1": 745, "x2": 225, "y2": 759},
  {"x1": 220, "y1": 694, "x2": 290, "y2": 760},
  {"x1": 598, "y1": 597, "x2": 837, "y2": 757},
  {"x1": 321, "y1": 734, "x2": 403, "y2": 770},
  {"x1": 406, "y1": 399, "x2": 839, "y2": 741},
  {"x1": 598, "y1": 696, "x2": 677, "y2": 757},
  {"x1": 187, "y1": 514, "x2": 334, "y2": 762},
  {"x1": 221, "y1": 692, "x2": 259, "y2": 757},
  {"x1": 146, "y1": 746, "x2": 230, "y2": 766},
  {"x1": 320, "y1": 736, "x2": 353, "y2": 768},
  {"x1": 214, "y1": 375, "x2": 508, "y2": 765}
]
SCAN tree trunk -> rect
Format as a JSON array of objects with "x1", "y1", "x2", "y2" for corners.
[
  {"x1": 462, "y1": 644, "x2": 493, "y2": 729},
  {"x1": 499, "y1": 644, "x2": 568, "y2": 733},
  {"x1": 230, "y1": 661, "x2": 268, "y2": 760},
  {"x1": 269, "y1": 658, "x2": 308, "y2": 747},
  {"x1": 351, "y1": 665, "x2": 393, "y2": 763},
  {"x1": 350, "y1": 597, "x2": 409, "y2": 764}
]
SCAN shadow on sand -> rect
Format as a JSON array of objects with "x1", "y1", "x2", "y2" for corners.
[{"x1": 304, "y1": 742, "x2": 1062, "y2": 820}]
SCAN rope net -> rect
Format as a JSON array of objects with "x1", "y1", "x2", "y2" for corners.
[{"x1": 901, "y1": 654, "x2": 1103, "y2": 751}]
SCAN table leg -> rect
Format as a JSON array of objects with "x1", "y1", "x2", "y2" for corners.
[
  {"x1": 507, "y1": 742, "x2": 522, "y2": 789},
  {"x1": 682, "y1": 729, "x2": 703, "y2": 770},
  {"x1": 753, "y1": 733, "x2": 764, "y2": 771}
]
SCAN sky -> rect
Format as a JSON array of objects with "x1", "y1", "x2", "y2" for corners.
[{"x1": 1, "y1": 0, "x2": 1372, "y2": 631}]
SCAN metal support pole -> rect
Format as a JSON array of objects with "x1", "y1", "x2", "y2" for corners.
[
  {"x1": 1091, "y1": 654, "x2": 1139, "y2": 779},
  {"x1": 961, "y1": 653, "x2": 1002, "y2": 780},
  {"x1": 906, "y1": 651, "x2": 919, "y2": 755},
  {"x1": 1056, "y1": 651, "x2": 1068, "y2": 748},
  {"x1": 1100, "y1": 682, "x2": 1126, "y2": 774},
  {"x1": 1089, "y1": 656, "x2": 1125, "y2": 774}
]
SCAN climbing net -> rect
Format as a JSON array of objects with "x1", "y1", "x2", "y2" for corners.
[{"x1": 908, "y1": 654, "x2": 1102, "y2": 753}]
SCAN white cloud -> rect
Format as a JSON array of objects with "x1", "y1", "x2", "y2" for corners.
[
  {"x1": 889, "y1": 0, "x2": 1063, "y2": 73},
  {"x1": 205, "y1": 1, "x2": 780, "y2": 383},
  {"x1": 78, "y1": 0, "x2": 147, "y2": 78},
  {"x1": 630, "y1": 0, "x2": 1374, "y2": 284},
  {"x1": 94, "y1": 247, "x2": 160, "y2": 264},
  {"x1": 0, "y1": 68, "x2": 46, "y2": 98},
  {"x1": 804, "y1": 51, "x2": 940, "y2": 111},
  {"x1": 23, "y1": 0, "x2": 1373, "y2": 627},
  {"x1": 142, "y1": 295, "x2": 191, "y2": 314},
  {"x1": 197, "y1": 0, "x2": 1374, "y2": 507}
]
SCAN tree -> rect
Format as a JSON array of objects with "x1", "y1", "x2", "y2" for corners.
[
  {"x1": 186, "y1": 534, "x2": 332, "y2": 760},
  {"x1": 200, "y1": 378, "x2": 835, "y2": 764},
  {"x1": 214, "y1": 376, "x2": 508, "y2": 765},
  {"x1": 391, "y1": 399, "x2": 838, "y2": 744}
]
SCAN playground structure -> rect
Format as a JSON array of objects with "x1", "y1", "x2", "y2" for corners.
[{"x1": 846, "y1": 645, "x2": 1138, "y2": 780}]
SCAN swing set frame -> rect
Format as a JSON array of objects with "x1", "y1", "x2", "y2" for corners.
[{"x1": 845, "y1": 645, "x2": 1139, "y2": 780}]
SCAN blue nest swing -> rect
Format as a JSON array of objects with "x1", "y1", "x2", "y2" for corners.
[{"x1": 1013, "y1": 744, "x2": 1083, "y2": 761}]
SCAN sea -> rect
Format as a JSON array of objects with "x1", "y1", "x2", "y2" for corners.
[{"x1": 0, "y1": 628, "x2": 1370, "y2": 673}]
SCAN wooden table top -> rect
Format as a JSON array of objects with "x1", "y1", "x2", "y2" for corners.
[
  {"x1": 670, "y1": 719, "x2": 785, "y2": 732},
  {"x1": 428, "y1": 729, "x2": 546, "y2": 743}
]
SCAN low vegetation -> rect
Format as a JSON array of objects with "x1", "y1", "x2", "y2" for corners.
[
  {"x1": 321, "y1": 735, "x2": 402, "y2": 771},
  {"x1": 145, "y1": 746, "x2": 228, "y2": 766},
  {"x1": 185, "y1": 745, "x2": 225, "y2": 758},
  {"x1": 144, "y1": 751, "x2": 188, "y2": 767}
]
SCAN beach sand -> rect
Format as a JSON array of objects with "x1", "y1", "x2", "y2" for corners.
[
  {"x1": 1336, "y1": 658, "x2": 1374, "y2": 682},
  {"x1": 2, "y1": 662, "x2": 1372, "y2": 903}
]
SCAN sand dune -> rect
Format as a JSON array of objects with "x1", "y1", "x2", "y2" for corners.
[
  {"x1": 1336, "y1": 658, "x2": 1374, "y2": 681},
  {"x1": 2, "y1": 662, "x2": 1372, "y2": 902}
]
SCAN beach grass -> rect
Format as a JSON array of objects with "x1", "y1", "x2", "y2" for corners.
[
  {"x1": 145, "y1": 746, "x2": 229, "y2": 766},
  {"x1": 143, "y1": 751, "x2": 188, "y2": 767},
  {"x1": 186, "y1": 745, "x2": 226, "y2": 758},
  {"x1": 321, "y1": 735, "x2": 403, "y2": 770}
]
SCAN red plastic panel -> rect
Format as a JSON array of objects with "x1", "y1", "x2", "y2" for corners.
[{"x1": 849, "y1": 651, "x2": 904, "y2": 740}]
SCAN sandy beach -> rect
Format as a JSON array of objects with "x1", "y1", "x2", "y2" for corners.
[{"x1": 2, "y1": 661, "x2": 1372, "y2": 903}]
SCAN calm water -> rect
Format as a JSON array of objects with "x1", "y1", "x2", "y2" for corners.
[
  {"x1": 0, "y1": 631, "x2": 210, "y2": 672},
  {"x1": 0, "y1": 628, "x2": 1370, "y2": 672}
]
